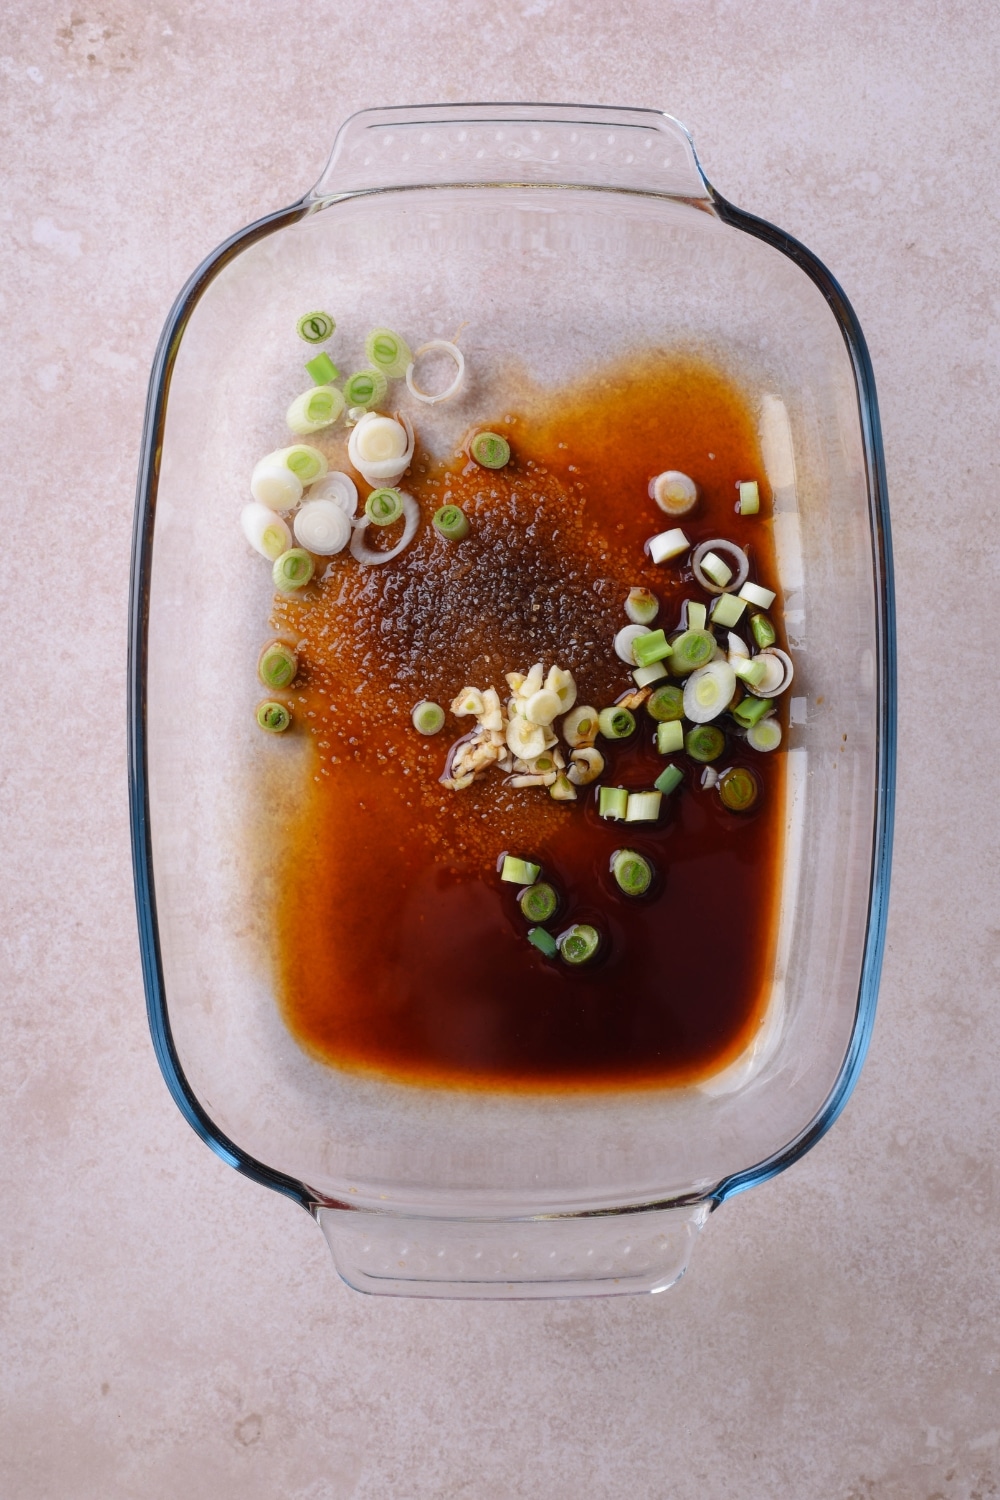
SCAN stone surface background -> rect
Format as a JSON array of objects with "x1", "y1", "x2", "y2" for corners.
[{"x1": 2, "y1": 2, "x2": 998, "y2": 1496}]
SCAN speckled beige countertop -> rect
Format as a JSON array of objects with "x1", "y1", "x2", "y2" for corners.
[{"x1": 2, "y1": 2, "x2": 999, "y2": 1497}]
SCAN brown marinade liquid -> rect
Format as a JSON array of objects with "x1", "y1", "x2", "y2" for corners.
[{"x1": 269, "y1": 354, "x2": 784, "y2": 1092}]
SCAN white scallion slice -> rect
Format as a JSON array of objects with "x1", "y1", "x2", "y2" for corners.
[
  {"x1": 747, "y1": 716, "x2": 782, "y2": 752},
  {"x1": 633, "y1": 661, "x2": 667, "y2": 687},
  {"x1": 683, "y1": 661, "x2": 737, "y2": 724},
  {"x1": 307, "y1": 471, "x2": 358, "y2": 517},
  {"x1": 747, "y1": 648, "x2": 795, "y2": 697},
  {"x1": 737, "y1": 480, "x2": 760, "y2": 514},
  {"x1": 614, "y1": 624, "x2": 648, "y2": 664},
  {"x1": 710, "y1": 593, "x2": 748, "y2": 629},
  {"x1": 739, "y1": 580, "x2": 777, "y2": 609},
  {"x1": 700, "y1": 551, "x2": 733, "y2": 588},
  {"x1": 286, "y1": 384, "x2": 345, "y2": 435},
  {"x1": 405, "y1": 340, "x2": 465, "y2": 404},
  {"x1": 349, "y1": 491, "x2": 420, "y2": 566},
  {"x1": 686, "y1": 601, "x2": 707, "y2": 631},
  {"x1": 727, "y1": 631, "x2": 750, "y2": 660},
  {"x1": 651, "y1": 470, "x2": 698, "y2": 516},
  {"x1": 250, "y1": 455, "x2": 303, "y2": 512},
  {"x1": 625, "y1": 587, "x2": 659, "y2": 625},
  {"x1": 293, "y1": 500, "x2": 352, "y2": 556},
  {"x1": 625, "y1": 790, "x2": 662, "y2": 823},
  {"x1": 241, "y1": 502, "x2": 292, "y2": 560},
  {"x1": 691, "y1": 538, "x2": 749, "y2": 595},
  {"x1": 648, "y1": 527, "x2": 690, "y2": 564},
  {"x1": 348, "y1": 412, "x2": 414, "y2": 486}
]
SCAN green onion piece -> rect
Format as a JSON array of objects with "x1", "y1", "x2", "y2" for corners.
[
  {"x1": 598, "y1": 786, "x2": 629, "y2": 821},
  {"x1": 527, "y1": 926, "x2": 558, "y2": 958},
  {"x1": 710, "y1": 593, "x2": 748, "y2": 629},
  {"x1": 258, "y1": 641, "x2": 298, "y2": 690},
  {"x1": 611, "y1": 849, "x2": 653, "y2": 897},
  {"x1": 687, "y1": 601, "x2": 707, "y2": 631},
  {"x1": 558, "y1": 924, "x2": 600, "y2": 966},
  {"x1": 751, "y1": 613, "x2": 777, "y2": 649},
  {"x1": 432, "y1": 504, "x2": 470, "y2": 540},
  {"x1": 738, "y1": 480, "x2": 760, "y2": 515},
  {"x1": 732, "y1": 656, "x2": 768, "y2": 688},
  {"x1": 669, "y1": 629, "x2": 716, "y2": 675},
  {"x1": 305, "y1": 352, "x2": 339, "y2": 385},
  {"x1": 626, "y1": 790, "x2": 663, "y2": 822},
  {"x1": 646, "y1": 683, "x2": 685, "y2": 722},
  {"x1": 625, "y1": 587, "x2": 659, "y2": 625},
  {"x1": 648, "y1": 527, "x2": 689, "y2": 564},
  {"x1": 656, "y1": 720, "x2": 684, "y2": 754},
  {"x1": 653, "y1": 764, "x2": 683, "y2": 796},
  {"x1": 685, "y1": 725, "x2": 725, "y2": 763},
  {"x1": 256, "y1": 700, "x2": 291, "y2": 733},
  {"x1": 272, "y1": 548, "x2": 314, "y2": 593},
  {"x1": 501, "y1": 854, "x2": 540, "y2": 886},
  {"x1": 598, "y1": 706, "x2": 636, "y2": 740},
  {"x1": 732, "y1": 695, "x2": 774, "y2": 729},
  {"x1": 719, "y1": 766, "x2": 759, "y2": 812},
  {"x1": 365, "y1": 327, "x2": 412, "y2": 379},
  {"x1": 364, "y1": 487, "x2": 405, "y2": 526},
  {"x1": 632, "y1": 629, "x2": 673, "y2": 667},
  {"x1": 287, "y1": 385, "x2": 345, "y2": 436},
  {"x1": 411, "y1": 700, "x2": 445, "y2": 735},
  {"x1": 519, "y1": 881, "x2": 558, "y2": 923},
  {"x1": 470, "y1": 431, "x2": 511, "y2": 469},
  {"x1": 701, "y1": 551, "x2": 733, "y2": 588},
  {"x1": 297, "y1": 311, "x2": 335, "y2": 343},
  {"x1": 283, "y1": 444, "x2": 327, "y2": 484},
  {"x1": 343, "y1": 369, "x2": 388, "y2": 409},
  {"x1": 747, "y1": 717, "x2": 782, "y2": 752}
]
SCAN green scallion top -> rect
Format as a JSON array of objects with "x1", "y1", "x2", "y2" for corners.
[
  {"x1": 611, "y1": 849, "x2": 653, "y2": 898},
  {"x1": 365, "y1": 327, "x2": 412, "y2": 379},
  {"x1": 598, "y1": 706, "x2": 636, "y2": 740},
  {"x1": 519, "y1": 881, "x2": 559, "y2": 924},
  {"x1": 646, "y1": 683, "x2": 685, "y2": 722},
  {"x1": 432, "y1": 504, "x2": 470, "y2": 541},
  {"x1": 343, "y1": 369, "x2": 388, "y2": 409},
  {"x1": 669, "y1": 629, "x2": 716, "y2": 675},
  {"x1": 685, "y1": 725, "x2": 725, "y2": 763},
  {"x1": 258, "y1": 641, "x2": 298, "y2": 691},
  {"x1": 256, "y1": 700, "x2": 291, "y2": 733},
  {"x1": 719, "y1": 766, "x2": 759, "y2": 812},
  {"x1": 296, "y1": 311, "x2": 335, "y2": 343},
  {"x1": 305, "y1": 352, "x2": 339, "y2": 385},
  {"x1": 470, "y1": 431, "x2": 511, "y2": 469},
  {"x1": 272, "y1": 548, "x2": 314, "y2": 593},
  {"x1": 365, "y1": 487, "x2": 405, "y2": 526},
  {"x1": 558, "y1": 924, "x2": 601, "y2": 966}
]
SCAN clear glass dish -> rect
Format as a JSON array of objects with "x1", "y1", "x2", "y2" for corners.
[{"x1": 129, "y1": 104, "x2": 894, "y2": 1298}]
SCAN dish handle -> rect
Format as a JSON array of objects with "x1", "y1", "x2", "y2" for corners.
[
  {"x1": 310, "y1": 102, "x2": 711, "y2": 202},
  {"x1": 316, "y1": 1201, "x2": 710, "y2": 1299}
]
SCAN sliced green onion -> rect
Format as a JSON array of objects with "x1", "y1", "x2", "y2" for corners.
[
  {"x1": 748, "y1": 648, "x2": 794, "y2": 697},
  {"x1": 669, "y1": 629, "x2": 716, "y2": 676},
  {"x1": 740, "y1": 580, "x2": 776, "y2": 609},
  {"x1": 519, "y1": 881, "x2": 558, "y2": 923},
  {"x1": 683, "y1": 661, "x2": 737, "y2": 723},
  {"x1": 527, "y1": 926, "x2": 558, "y2": 958},
  {"x1": 297, "y1": 310, "x2": 335, "y2": 343},
  {"x1": 305, "y1": 352, "x2": 339, "y2": 385},
  {"x1": 272, "y1": 548, "x2": 314, "y2": 593},
  {"x1": 280, "y1": 444, "x2": 327, "y2": 485},
  {"x1": 719, "y1": 766, "x2": 759, "y2": 812},
  {"x1": 615, "y1": 624, "x2": 648, "y2": 664},
  {"x1": 343, "y1": 369, "x2": 388, "y2": 409},
  {"x1": 732, "y1": 695, "x2": 774, "y2": 729},
  {"x1": 611, "y1": 848, "x2": 653, "y2": 897},
  {"x1": 558, "y1": 924, "x2": 600, "y2": 966},
  {"x1": 653, "y1": 764, "x2": 683, "y2": 796},
  {"x1": 651, "y1": 470, "x2": 698, "y2": 516},
  {"x1": 256, "y1": 700, "x2": 291, "y2": 733},
  {"x1": 365, "y1": 487, "x2": 405, "y2": 526},
  {"x1": 646, "y1": 683, "x2": 685, "y2": 722},
  {"x1": 411, "y1": 700, "x2": 445, "y2": 735},
  {"x1": 470, "y1": 431, "x2": 511, "y2": 469},
  {"x1": 656, "y1": 720, "x2": 684, "y2": 754},
  {"x1": 563, "y1": 705, "x2": 599, "y2": 746},
  {"x1": 751, "y1": 612, "x2": 777, "y2": 649},
  {"x1": 685, "y1": 725, "x2": 725, "y2": 763},
  {"x1": 633, "y1": 662, "x2": 668, "y2": 687},
  {"x1": 287, "y1": 385, "x2": 345, "y2": 435},
  {"x1": 648, "y1": 527, "x2": 689, "y2": 564},
  {"x1": 598, "y1": 706, "x2": 636, "y2": 740},
  {"x1": 625, "y1": 587, "x2": 659, "y2": 625},
  {"x1": 365, "y1": 327, "x2": 412, "y2": 379},
  {"x1": 432, "y1": 504, "x2": 469, "y2": 540},
  {"x1": 598, "y1": 786, "x2": 629, "y2": 820},
  {"x1": 501, "y1": 854, "x2": 540, "y2": 886},
  {"x1": 732, "y1": 656, "x2": 769, "y2": 689},
  {"x1": 632, "y1": 629, "x2": 672, "y2": 668},
  {"x1": 692, "y1": 538, "x2": 749, "y2": 595},
  {"x1": 626, "y1": 790, "x2": 662, "y2": 822},
  {"x1": 241, "y1": 502, "x2": 292, "y2": 560},
  {"x1": 710, "y1": 593, "x2": 748, "y2": 629},
  {"x1": 686, "y1": 601, "x2": 707, "y2": 631},
  {"x1": 737, "y1": 480, "x2": 760, "y2": 515},
  {"x1": 258, "y1": 641, "x2": 298, "y2": 690},
  {"x1": 747, "y1": 717, "x2": 782, "y2": 752},
  {"x1": 700, "y1": 551, "x2": 733, "y2": 588}
]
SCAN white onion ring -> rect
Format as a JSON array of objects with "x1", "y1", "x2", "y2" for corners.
[
  {"x1": 691, "y1": 537, "x2": 749, "y2": 595},
  {"x1": 293, "y1": 500, "x2": 351, "y2": 555},
  {"x1": 349, "y1": 490, "x2": 420, "y2": 566},
  {"x1": 348, "y1": 411, "x2": 414, "y2": 486},
  {"x1": 746, "y1": 647, "x2": 794, "y2": 697},
  {"x1": 307, "y1": 471, "x2": 358, "y2": 517},
  {"x1": 405, "y1": 340, "x2": 465, "y2": 405}
]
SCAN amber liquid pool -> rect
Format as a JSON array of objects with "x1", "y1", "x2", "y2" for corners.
[{"x1": 268, "y1": 355, "x2": 785, "y2": 1091}]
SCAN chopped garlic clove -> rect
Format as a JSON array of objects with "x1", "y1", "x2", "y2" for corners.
[
  {"x1": 452, "y1": 687, "x2": 485, "y2": 717},
  {"x1": 506, "y1": 717, "x2": 546, "y2": 760},
  {"x1": 549, "y1": 773, "x2": 578, "y2": 801},
  {"x1": 509, "y1": 772, "x2": 557, "y2": 788},
  {"x1": 506, "y1": 672, "x2": 525, "y2": 693},
  {"x1": 520, "y1": 663, "x2": 545, "y2": 699},
  {"x1": 544, "y1": 666, "x2": 578, "y2": 712},
  {"x1": 480, "y1": 687, "x2": 503, "y2": 731},
  {"x1": 524, "y1": 688, "x2": 562, "y2": 726},
  {"x1": 567, "y1": 747, "x2": 605, "y2": 785}
]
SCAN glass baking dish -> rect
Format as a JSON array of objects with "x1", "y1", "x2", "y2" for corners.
[{"x1": 129, "y1": 103, "x2": 894, "y2": 1298}]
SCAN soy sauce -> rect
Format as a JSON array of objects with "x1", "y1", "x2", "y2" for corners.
[{"x1": 269, "y1": 354, "x2": 784, "y2": 1091}]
